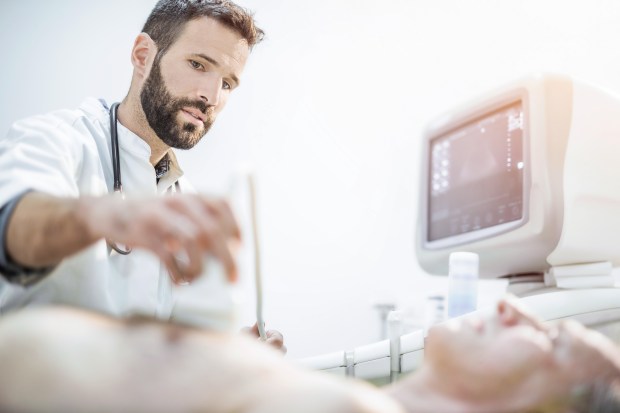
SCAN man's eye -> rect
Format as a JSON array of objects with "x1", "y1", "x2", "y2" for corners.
[
  {"x1": 222, "y1": 81, "x2": 231, "y2": 90},
  {"x1": 189, "y1": 60, "x2": 204, "y2": 70}
]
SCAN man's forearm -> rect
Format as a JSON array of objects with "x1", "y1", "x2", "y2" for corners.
[
  {"x1": 6, "y1": 191, "x2": 247, "y2": 283},
  {"x1": 6, "y1": 192, "x2": 99, "y2": 268}
]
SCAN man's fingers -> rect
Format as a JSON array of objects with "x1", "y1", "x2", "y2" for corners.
[
  {"x1": 205, "y1": 234, "x2": 238, "y2": 282},
  {"x1": 202, "y1": 197, "x2": 241, "y2": 240},
  {"x1": 265, "y1": 330, "x2": 284, "y2": 345},
  {"x1": 155, "y1": 244, "x2": 190, "y2": 285},
  {"x1": 266, "y1": 330, "x2": 287, "y2": 354},
  {"x1": 174, "y1": 196, "x2": 240, "y2": 282},
  {"x1": 160, "y1": 215, "x2": 205, "y2": 282},
  {"x1": 240, "y1": 325, "x2": 287, "y2": 354},
  {"x1": 172, "y1": 241, "x2": 203, "y2": 284},
  {"x1": 241, "y1": 322, "x2": 260, "y2": 337}
]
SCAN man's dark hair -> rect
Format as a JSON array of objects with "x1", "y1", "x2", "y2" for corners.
[{"x1": 142, "y1": 0, "x2": 264, "y2": 57}]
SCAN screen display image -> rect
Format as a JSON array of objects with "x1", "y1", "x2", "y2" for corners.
[{"x1": 427, "y1": 101, "x2": 525, "y2": 243}]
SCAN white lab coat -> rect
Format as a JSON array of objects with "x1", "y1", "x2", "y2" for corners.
[{"x1": 0, "y1": 98, "x2": 191, "y2": 319}]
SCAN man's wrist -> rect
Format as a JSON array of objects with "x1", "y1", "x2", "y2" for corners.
[
  {"x1": 0, "y1": 191, "x2": 55, "y2": 285},
  {"x1": 75, "y1": 196, "x2": 106, "y2": 243}
]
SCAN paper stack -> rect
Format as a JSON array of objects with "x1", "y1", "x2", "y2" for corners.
[{"x1": 545, "y1": 261, "x2": 616, "y2": 289}]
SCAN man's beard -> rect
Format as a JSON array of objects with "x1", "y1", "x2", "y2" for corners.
[{"x1": 140, "y1": 58, "x2": 215, "y2": 150}]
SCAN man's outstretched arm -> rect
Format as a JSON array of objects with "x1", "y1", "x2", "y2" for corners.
[{"x1": 5, "y1": 191, "x2": 241, "y2": 283}]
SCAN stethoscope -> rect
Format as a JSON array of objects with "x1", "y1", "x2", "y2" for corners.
[
  {"x1": 108, "y1": 102, "x2": 133, "y2": 255},
  {"x1": 107, "y1": 102, "x2": 180, "y2": 255}
]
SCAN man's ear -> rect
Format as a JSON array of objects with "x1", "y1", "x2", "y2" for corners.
[{"x1": 131, "y1": 33, "x2": 157, "y2": 79}]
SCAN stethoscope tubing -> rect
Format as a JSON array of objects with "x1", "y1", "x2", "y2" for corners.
[
  {"x1": 107, "y1": 102, "x2": 132, "y2": 255},
  {"x1": 109, "y1": 102, "x2": 124, "y2": 193}
]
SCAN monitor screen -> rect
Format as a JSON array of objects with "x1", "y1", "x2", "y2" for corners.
[{"x1": 427, "y1": 101, "x2": 525, "y2": 244}]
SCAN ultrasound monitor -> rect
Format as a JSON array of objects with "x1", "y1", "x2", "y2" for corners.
[
  {"x1": 416, "y1": 73, "x2": 620, "y2": 278},
  {"x1": 427, "y1": 101, "x2": 525, "y2": 245}
]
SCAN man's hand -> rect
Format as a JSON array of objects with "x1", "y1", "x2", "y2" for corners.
[
  {"x1": 6, "y1": 192, "x2": 240, "y2": 285},
  {"x1": 241, "y1": 323, "x2": 287, "y2": 354},
  {"x1": 84, "y1": 194, "x2": 241, "y2": 284}
]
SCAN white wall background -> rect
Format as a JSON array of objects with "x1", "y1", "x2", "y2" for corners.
[{"x1": 2, "y1": 0, "x2": 620, "y2": 359}]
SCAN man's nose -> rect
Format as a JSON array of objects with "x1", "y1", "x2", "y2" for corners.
[{"x1": 197, "y1": 74, "x2": 222, "y2": 106}]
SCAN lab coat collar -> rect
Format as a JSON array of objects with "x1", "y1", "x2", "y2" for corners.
[
  {"x1": 157, "y1": 149, "x2": 184, "y2": 193},
  {"x1": 81, "y1": 98, "x2": 185, "y2": 193},
  {"x1": 115, "y1": 119, "x2": 153, "y2": 160},
  {"x1": 79, "y1": 97, "x2": 152, "y2": 159},
  {"x1": 114, "y1": 122, "x2": 186, "y2": 194}
]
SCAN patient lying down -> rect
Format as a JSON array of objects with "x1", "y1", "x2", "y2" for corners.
[{"x1": 0, "y1": 297, "x2": 618, "y2": 413}]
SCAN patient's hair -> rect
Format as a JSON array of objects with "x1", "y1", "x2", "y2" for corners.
[
  {"x1": 526, "y1": 380, "x2": 620, "y2": 413},
  {"x1": 573, "y1": 380, "x2": 620, "y2": 413},
  {"x1": 142, "y1": 0, "x2": 265, "y2": 57}
]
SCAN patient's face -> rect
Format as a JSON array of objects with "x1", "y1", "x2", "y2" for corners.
[{"x1": 425, "y1": 297, "x2": 608, "y2": 410}]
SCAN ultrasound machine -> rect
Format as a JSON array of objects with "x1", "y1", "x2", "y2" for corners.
[{"x1": 298, "y1": 73, "x2": 620, "y2": 383}]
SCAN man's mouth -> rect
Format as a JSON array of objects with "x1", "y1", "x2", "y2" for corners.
[{"x1": 181, "y1": 107, "x2": 206, "y2": 123}]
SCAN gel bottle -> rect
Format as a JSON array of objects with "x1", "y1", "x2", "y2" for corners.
[{"x1": 447, "y1": 252, "x2": 479, "y2": 318}]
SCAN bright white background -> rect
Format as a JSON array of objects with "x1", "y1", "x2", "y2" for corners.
[{"x1": 2, "y1": 0, "x2": 620, "y2": 358}]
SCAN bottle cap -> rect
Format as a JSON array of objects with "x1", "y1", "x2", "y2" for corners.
[{"x1": 449, "y1": 251, "x2": 479, "y2": 277}]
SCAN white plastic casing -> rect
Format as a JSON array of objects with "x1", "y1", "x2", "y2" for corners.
[{"x1": 416, "y1": 73, "x2": 620, "y2": 277}]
